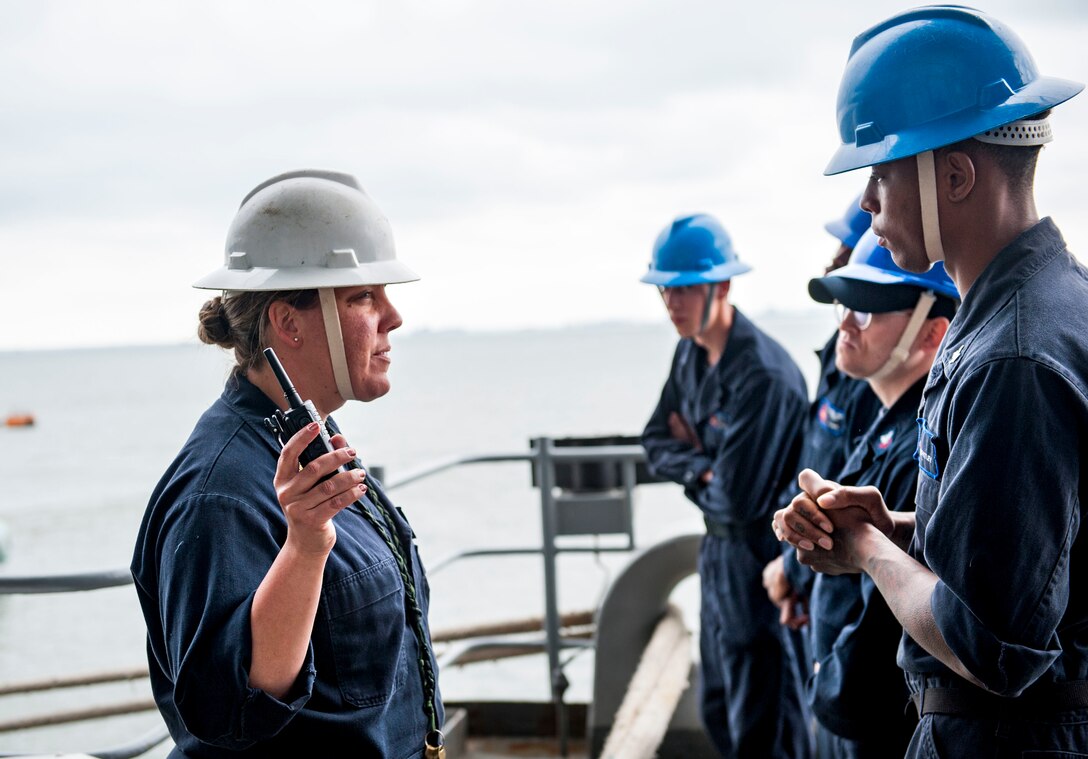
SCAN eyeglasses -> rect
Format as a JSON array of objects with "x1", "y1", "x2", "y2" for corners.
[
  {"x1": 834, "y1": 302, "x2": 873, "y2": 331},
  {"x1": 835, "y1": 303, "x2": 917, "y2": 330}
]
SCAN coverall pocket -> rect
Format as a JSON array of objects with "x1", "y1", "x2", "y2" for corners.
[
  {"x1": 905, "y1": 714, "x2": 944, "y2": 758},
  {"x1": 914, "y1": 417, "x2": 943, "y2": 481},
  {"x1": 914, "y1": 474, "x2": 939, "y2": 524},
  {"x1": 322, "y1": 557, "x2": 408, "y2": 708}
]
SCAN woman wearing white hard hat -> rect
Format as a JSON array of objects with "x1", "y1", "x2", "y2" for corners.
[{"x1": 131, "y1": 170, "x2": 444, "y2": 758}]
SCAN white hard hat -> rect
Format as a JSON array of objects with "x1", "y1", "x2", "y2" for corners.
[
  {"x1": 194, "y1": 169, "x2": 419, "y2": 291},
  {"x1": 196, "y1": 169, "x2": 418, "y2": 404}
]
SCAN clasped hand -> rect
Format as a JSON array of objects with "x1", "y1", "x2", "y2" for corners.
[{"x1": 771, "y1": 469, "x2": 893, "y2": 575}]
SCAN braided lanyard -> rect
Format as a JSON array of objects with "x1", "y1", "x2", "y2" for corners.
[
  {"x1": 297, "y1": 415, "x2": 442, "y2": 756},
  {"x1": 349, "y1": 462, "x2": 444, "y2": 757}
]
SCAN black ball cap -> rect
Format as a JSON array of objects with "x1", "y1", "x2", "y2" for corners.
[{"x1": 808, "y1": 276, "x2": 923, "y2": 313}]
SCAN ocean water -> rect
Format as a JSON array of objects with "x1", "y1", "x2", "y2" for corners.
[{"x1": 0, "y1": 311, "x2": 832, "y2": 756}]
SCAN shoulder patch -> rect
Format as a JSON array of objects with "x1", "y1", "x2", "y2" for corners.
[
  {"x1": 816, "y1": 397, "x2": 847, "y2": 436},
  {"x1": 877, "y1": 429, "x2": 895, "y2": 450}
]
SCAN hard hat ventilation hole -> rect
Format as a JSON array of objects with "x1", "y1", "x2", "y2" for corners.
[{"x1": 974, "y1": 118, "x2": 1053, "y2": 146}]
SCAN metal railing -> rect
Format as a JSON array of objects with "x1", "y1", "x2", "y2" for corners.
[
  {"x1": 391, "y1": 438, "x2": 649, "y2": 756},
  {"x1": 0, "y1": 436, "x2": 651, "y2": 758}
]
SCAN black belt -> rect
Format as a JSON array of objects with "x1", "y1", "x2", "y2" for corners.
[
  {"x1": 703, "y1": 516, "x2": 768, "y2": 540},
  {"x1": 911, "y1": 681, "x2": 1088, "y2": 719}
]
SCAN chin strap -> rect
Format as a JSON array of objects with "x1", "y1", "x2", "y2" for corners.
[
  {"x1": 916, "y1": 150, "x2": 946, "y2": 266},
  {"x1": 698, "y1": 283, "x2": 718, "y2": 335},
  {"x1": 318, "y1": 287, "x2": 356, "y2": 402},
  {"x1": 868, "y1": 291, "x2": 937, "y2": 381}
]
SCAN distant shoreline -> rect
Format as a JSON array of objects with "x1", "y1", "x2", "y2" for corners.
[{"x1": 0, "y1": 308, "x2": 831, "y2": 356}]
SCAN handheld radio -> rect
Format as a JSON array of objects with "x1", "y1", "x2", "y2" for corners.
[{"x1": 262, "y1": 347, "x2": 350, "y2": 471}]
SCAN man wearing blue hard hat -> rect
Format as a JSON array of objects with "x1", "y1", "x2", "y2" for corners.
[
  {"x1": 763, "y1": 197, "x2": 883, "y2": 759},
  {"x1": 640, "y1": 213, "x2": 811, "y2": 757},
  {"x1": 764, "y1": 195, "x2": 882, "y2": 640},
  {"x1": 793, "y1": 229, "x2": 958, "y2": 758},
  {"x1": 774, "y1": 5, "x2": 1088, "y2": 755}
]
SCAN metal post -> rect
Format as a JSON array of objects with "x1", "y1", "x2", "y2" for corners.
[
  {"x1": 535, "y1": 436, "x2": 569, "y2": 756},
  {"x1": 621, "y1": 457, "x2": 637, "y2": 550}
]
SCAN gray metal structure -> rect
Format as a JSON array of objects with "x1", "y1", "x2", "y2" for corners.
[{"x1": 589, "y1": 534, "x2": 716, "y2": 757}]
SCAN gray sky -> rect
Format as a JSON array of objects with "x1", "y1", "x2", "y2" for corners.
[{"x1": 2, "y1": 0, "x2": 1086, "y2": 350}]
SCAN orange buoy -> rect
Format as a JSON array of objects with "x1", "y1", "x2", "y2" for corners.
[{"x1": 4, "y1": 413, "x2": 35, "y2": 428}]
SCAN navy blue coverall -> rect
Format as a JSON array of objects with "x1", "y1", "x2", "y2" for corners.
[
  {"x1": 809, "y1": 379, "x2": 923, "y2": 759},
  {"x1": 132, "y1": 375, "x2": 442, "y2": 759},
  {"x1": 902, "y1": 219, "x2": 1088, "y2": 755},
  {"x1": 642, "y1": 308, "x2": 810, "y2": 758},
  {"x1": 776, "y1": 332, "x2": 880, "y2": 756}
]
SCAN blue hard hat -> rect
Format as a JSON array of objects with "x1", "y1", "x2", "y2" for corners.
[
  {"x1": 824, "y1": 193, "x2": 871, "y2": 249},
  {"x1": 640, "y1": 213, "x2": 752, "y2": 287},
  {"x1": 809, "y1": 229, "x2": 959, "y2": 311},
  {"x1": 826, "y1": 5, "x2": 1084, "y2": 175}
]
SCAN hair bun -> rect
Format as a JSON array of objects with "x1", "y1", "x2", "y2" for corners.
[{"x1": 197, "y1": 297, "x2": 234, "y2": 347}]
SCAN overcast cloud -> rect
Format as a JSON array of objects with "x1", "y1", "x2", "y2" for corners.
[{"x1": 1, "y1": 0, "x2": 1086, "y2": 350}]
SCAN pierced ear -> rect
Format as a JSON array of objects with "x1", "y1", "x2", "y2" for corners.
[
  {"x1": 943, "y1": 151, "x2": 976, "y2": 203},
  {"x1": 266, "y1": 300, "x2": 302, "y2": 346}
]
